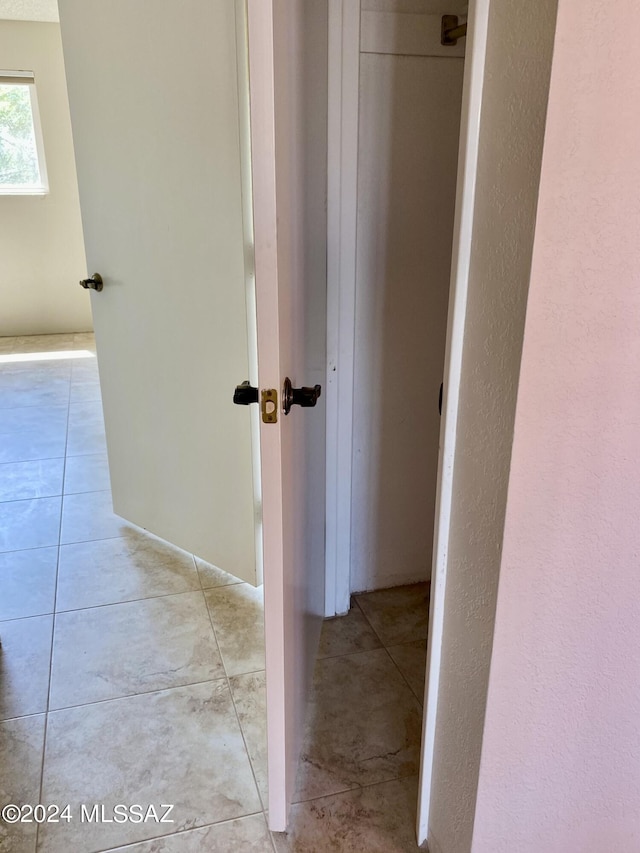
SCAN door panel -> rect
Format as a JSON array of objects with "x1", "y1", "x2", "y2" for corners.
[
  {"x1": 248, "y1": 0, "x2": 328, "y2": 830},
  {"x1": 58, "y1": 0, "x2": 260, "y2": 583}
]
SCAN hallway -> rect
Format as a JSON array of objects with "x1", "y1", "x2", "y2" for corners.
[{"x1": 0, "y1": 334, "x2": 428, "y2": 852}]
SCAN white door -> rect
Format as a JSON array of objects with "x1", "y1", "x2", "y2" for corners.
[
  {"x1": 59, "y1": 0, "x2": 327, "y2": 832},
  {"x1": 58, "y1": 0, "x2": 260, "y2": 584},
  {"x1": 247, "y1": 0, "x2": 328, "y2": 829}
]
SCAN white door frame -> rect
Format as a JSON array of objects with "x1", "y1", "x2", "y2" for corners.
[
  {"x1": 325, "y1": 0, "x2": 361, "y2": 617},
  {"x1": 416, "y1": 0, "x2": 490, "y2": 842},
  {"x1": 323, "y1": 0, "x2": 492, "y2": 840}
]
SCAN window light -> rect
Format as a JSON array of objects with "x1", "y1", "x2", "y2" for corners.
[{"x1": 0, "y1": 70, "x2": 48, "y2": 195}]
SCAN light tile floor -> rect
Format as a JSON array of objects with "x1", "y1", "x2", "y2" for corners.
[{"x1": 0, "y1": 334, "x2": 429, "y2": 852}]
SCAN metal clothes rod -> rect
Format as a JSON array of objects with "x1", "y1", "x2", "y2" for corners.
[{"x1": 441, "y1": 14, "x2": 468, "y2": 46}]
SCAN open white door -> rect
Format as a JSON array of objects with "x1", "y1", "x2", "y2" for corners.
[
  {"x1": 58, "y1": 0, "x2": 261, "y2": 584},
  {"x1": 247, "y1": 0, "x2": 328, "y2": 830},
  {"x1": 60, "y1": 0, "x2": 328, "y2": 832}
]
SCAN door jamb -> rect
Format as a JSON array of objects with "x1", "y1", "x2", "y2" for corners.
[
  {"x1": 416, "y1": 0, "x2": 490, "y2": 844},
  {"x1": 325, "y1": 0, "x2": 361, "y2": 617}
]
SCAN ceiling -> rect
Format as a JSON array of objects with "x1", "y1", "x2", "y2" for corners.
[{"x1": 0, "y1": 0, "x2": 58, "y2": 22}]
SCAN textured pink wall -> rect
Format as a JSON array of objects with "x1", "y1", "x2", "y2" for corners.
[{"x1": 471, "y1": 1, "x2": 640, "y2": 850}]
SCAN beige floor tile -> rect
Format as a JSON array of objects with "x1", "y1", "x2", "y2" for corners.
[
  {"x1": 0, "y1": 615, "x2": 53, "y2": 720},
  {"x1": 0, "y1": 403, "x2": 68, "y2": 435},
  {"x1": 0, "y1": 547, "x2": 58, "y2": 621},
  {"x1": 72, "y1": 332, "x2": 96, "y2": 352},
  {"x1": 66, "y1": 396, "x2": 103, "y2": 423},
  {"x1": 195, "y1": 556, "x2": 243, "y2": 589},
  {"x1": 0, "y1": 402, "x2": 68, "y2": 467},
  {"x1": 66, "y1": 401, "x2": 107, "y2": 457},
  {"x1": 0, "y1": 429, "x2": 67, "y2": 465},
  {"x1": 69, "y1": 380, "x2": 102, "y2": 404},
  {"x1": 65, "y1": 428, "x2": 107, "y2": 458},
  {"x1": 106, "y1": 814, "x2": 273, "y2": 852},
  {"x1": 0, "y1": 714, "x2": 46, "y2": 853},
  {"x1": 0, "y1": 337, "x2": 16, "y2": 354},
  {"x1": 0, "y1": 497, "x2": 62, "y2": 552},
  {"x1": 387, "y1": 641, "x2": 427, "y2": 704},
  {"x1": 15, "y1": 334, "x2": 75, "y2": 353},
  {"x1": 56, "y1": 531, "x2": 200, "y2": 611},
  {"x1": 70, "y1": 360, "x2": 99, "y2": 383},
  {"x1": 0, "y1": 404, "x2": 69, "y2": 463},
  {"x1": 205, "y1": 584, "x2": 265, "y2": 676},
  {"x1": 318, "y1": 605, "x2": 382, "y2": 659},
  {"x1": 274, "y1": 776, "x2": 424, "y2": 853},
  {"x1": 355, "y1": 583, "x2": 430, "y2": 646},
  {"x1": 60, "y1": 490, "x2": 133, "y2": 545},
  {"x1": 230, "y1": 671, "x2": 268, "y2": 804},
  {"x1": 0, "y1": 368, "x2": 71, "y2": 409},
  {"x1": 294, "y1": 649, "x2": 422, "y2": 802},
  {"x1": 40, "y1": 682, "x2": 262, "y2": 852},
  {"x1": 0, "y1": 458, "x2": 64, "y2": 502},
  {"x1": 63, "y1": 452, "x2": 110, "y2": 494},
  {"x1": 50, "y1": 592, "x2": 223, "y2": 708}
]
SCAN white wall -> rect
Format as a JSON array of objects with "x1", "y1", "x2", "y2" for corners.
[
  {"x1": 472, "y1": 1, "x2": 640, "y2": 850},
  {"x1": 350, "y1": 5, "x2": 464, "y2": 592},
  {"x1": 0, "y1": 20, "x2": 90, "y2": 336},
  {"x1": 427, "y1": 2, "x2": 558, "y2": 852}
]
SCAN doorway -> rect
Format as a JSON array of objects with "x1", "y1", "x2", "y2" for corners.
[
  {"x1": 323, "y1": 1, "x2": 470, "y2": 845},
  {"x1": 350, "y1": 5, "x2": 465, "y2": 594}
]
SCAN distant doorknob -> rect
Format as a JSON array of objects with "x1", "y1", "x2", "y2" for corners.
[
  {"x1": 79, "y1": 273, "x2": 103, "y2": 292},
  {"x1": 282, "y1": 377, "x2": 321, "y2": 415}
]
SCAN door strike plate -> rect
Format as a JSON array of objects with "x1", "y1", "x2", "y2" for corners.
[{"x1": 261, "y1": 389, "x2": 278, "y2": 424}]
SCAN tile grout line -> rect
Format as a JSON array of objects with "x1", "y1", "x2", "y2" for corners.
[
  {"x1": 45, "y1": 586, "x2": 213, "y2": 620},
  {"x1": 0, "y1": 489, "x2": 65, "y2": 506},
  {"x1": 290, "y1": 769, "x2": 421, "y2": 808},
  {"x1": 36, "y1": 356, "x2": 73, "y2": 850},
  {"x1": 201, "y1": 584, "x2": 270, "y2": 818},
  {"x1": 42, "y1": 673, "x2": 235, "y2": 717},
  {"x1": 88, "y1": 810, "x2": 266, "y2": 853},
  {"x1": 0, "y1": 532, "x2": 128, "y2": 558},
  {"x1": 0, "y1": 454, "x2": 66, "y2": 463},
  {"x1": 352, "y1": 594, "x2": 387, "y2": 645},
  {"x1": 352, "y1": 596, "x2": 426, "y2": 706},
  {"x1": 380, "y1": 644, "x2": 425, "y2": 709},
  {"x1": 193, "y1": 554, "x2": 242, "y2": 592}
]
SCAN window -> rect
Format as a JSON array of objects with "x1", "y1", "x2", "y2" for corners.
[{"x1": 0, "y1": 71, "x2": 48, "y2": 194}]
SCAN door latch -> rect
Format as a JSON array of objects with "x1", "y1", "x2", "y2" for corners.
[
  {"x1": 261, "y1": 389, "x2": 278, "y2": 424},
  {"x1": 233, "y1": 381, "x2": 278, "y2": 424}
]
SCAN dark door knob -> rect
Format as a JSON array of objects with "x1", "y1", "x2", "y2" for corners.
[
  {"x1": 282, "y1": 377, "x2": 321, "y2": 415},
  {"x1": 233, "y1": 381, "x2": 259, "y2": 405},
  {"x1": 79, "y1": 273, "x2": 103, "y2": 291}
]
